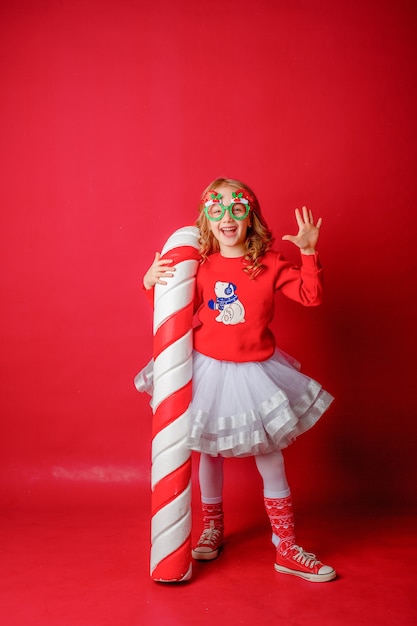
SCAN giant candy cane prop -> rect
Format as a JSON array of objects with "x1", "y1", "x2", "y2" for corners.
[{"x1": 149, "y1": 225, "x2": 200, "y2": 582}]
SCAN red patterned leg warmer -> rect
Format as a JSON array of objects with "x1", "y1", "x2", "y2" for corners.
[{"x1": 264, "y1": 495, "x2": 296, "y2": 554}]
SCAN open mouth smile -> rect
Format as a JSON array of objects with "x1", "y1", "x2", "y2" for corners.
[{"x1": 220, "y1": 226, "x2": 238, "y2": 237}]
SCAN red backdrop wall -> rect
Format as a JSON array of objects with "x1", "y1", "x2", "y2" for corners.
[{"x1": 1, "y1": 0, "x2": 416, "y2": 513}]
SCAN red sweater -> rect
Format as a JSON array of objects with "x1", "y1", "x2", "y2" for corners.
[
  {"x1": 144, "y1": 251, "x2": 324, "y2": 363},
  {"x1": 193, "y1": 251, "x2": 323, "y2": 362}
]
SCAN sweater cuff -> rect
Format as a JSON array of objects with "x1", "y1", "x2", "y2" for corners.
[
  {"x1": 300, "y1": 251, "x2": 321, "y2": 269},
  {"x1": 142, "y1": 284, "x2": 154, "y2": 306}
]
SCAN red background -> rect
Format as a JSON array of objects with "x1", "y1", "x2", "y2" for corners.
[{"x1": 0, "y1": 1, "x2": 416, "y2": 624}]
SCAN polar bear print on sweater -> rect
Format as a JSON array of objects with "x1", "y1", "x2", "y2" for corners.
[{"x1": 208, "y1": 281, "x2": 246, "y2": 325}]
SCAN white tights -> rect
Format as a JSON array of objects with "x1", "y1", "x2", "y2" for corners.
[{"x1": 199, "y1": 450, "x2": 290, "y2": 504}]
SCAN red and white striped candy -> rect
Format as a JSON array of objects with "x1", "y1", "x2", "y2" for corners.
[{"x1": 150, "y1": 225, "x2": 200, "y2": 582}]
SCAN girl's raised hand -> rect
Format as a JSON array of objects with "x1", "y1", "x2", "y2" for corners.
[
  {"x1": 143, "y1": 252, "x2": 175, "y2": 290},
  {"x1": 281, "y1": 206, "x2": 322, "y2": 254}
]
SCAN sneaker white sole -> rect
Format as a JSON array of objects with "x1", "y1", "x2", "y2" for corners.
[
  {"x1": 192, "y1": 546, "x2": 222, "y2": 561},
  {"x1": 274, "y1": 563, "x2": 336, "y2": 582}
]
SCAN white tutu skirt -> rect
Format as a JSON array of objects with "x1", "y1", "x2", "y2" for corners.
[
  {"x1": 189, "y1": 350, "x2": 333, "y2": 457},
  {"x1": 135, "y1": 349, "x2": 334, "y2": 459}
]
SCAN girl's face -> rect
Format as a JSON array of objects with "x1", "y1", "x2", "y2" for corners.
[{"x1": 207, "y1": 184, "x2": 250, "y2": 257}]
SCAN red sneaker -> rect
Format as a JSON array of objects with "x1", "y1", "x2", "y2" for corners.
[
  {"x1": 274, "y1": 545, "x2": 336, "y2": 582},
  {"x1": 192, "y1": 520, "x2": 223, "y2": 561}
]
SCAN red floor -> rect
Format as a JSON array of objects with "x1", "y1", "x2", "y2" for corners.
[{"x1": 1, "y1": 482, "x2": 415, "y2": 626}]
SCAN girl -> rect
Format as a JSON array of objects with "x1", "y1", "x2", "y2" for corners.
[{"x1": 141, "y1": 178, "x2": 336, "y2": 583}]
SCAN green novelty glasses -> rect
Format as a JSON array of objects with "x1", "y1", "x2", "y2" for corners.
[{"x1": 203, "y1": 190, "x2": 251, "y2": 221}]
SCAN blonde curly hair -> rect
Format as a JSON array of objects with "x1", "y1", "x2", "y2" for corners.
[{"x1": 196, "y1": 177, "x2": 274, "y2": 279}]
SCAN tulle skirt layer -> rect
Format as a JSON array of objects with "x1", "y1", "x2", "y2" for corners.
[{"x1": 188, "y1": 349, "x2": 334, "y2": 458}]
